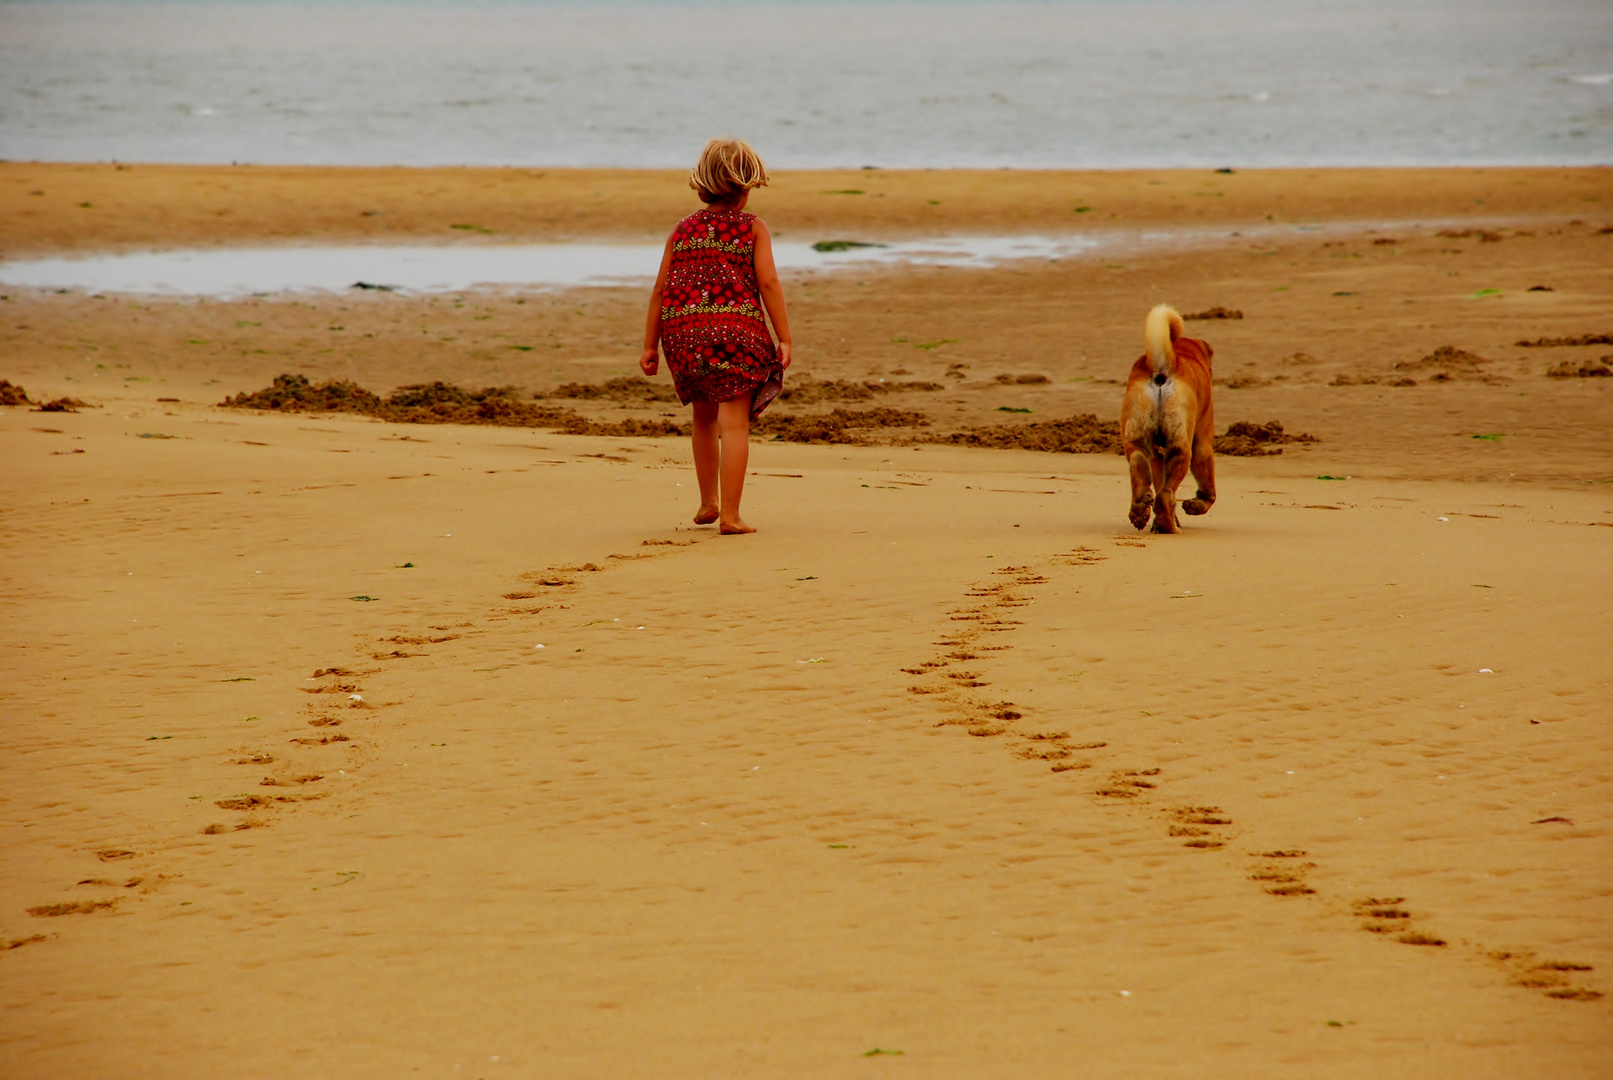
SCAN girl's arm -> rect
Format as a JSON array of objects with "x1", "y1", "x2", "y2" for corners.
[
  {"x1": 752, "y1": 219, "x2": 793, "y2": 370},
  {"x1": 640, "y1": 235, "x2": 675, "y2": 375}
]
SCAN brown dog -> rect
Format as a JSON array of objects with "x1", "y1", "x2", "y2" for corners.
[{"x1": 1120, "y1": 304, "x2": 1216, "y2": 533}]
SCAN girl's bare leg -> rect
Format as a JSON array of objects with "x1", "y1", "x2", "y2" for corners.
[
  {"x1": 690, "y1": 401, "x2": 720, "y2": 524},
  {"x1": 716, "y1": 396, "x2": 755, "y2": 534}
]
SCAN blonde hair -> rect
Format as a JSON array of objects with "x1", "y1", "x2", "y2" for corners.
[{"x1": 689, "y1": 137, "x2": 770, "y2": 203}]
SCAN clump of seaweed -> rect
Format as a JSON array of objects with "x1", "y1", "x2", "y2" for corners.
[
  {"x1": 1184, "y1": 306, "x2": 1244, "y2": 320},
  {"x1": 568, "y1": 416, "x2": 689, "y2": 437},
  {"x1": 1393, "y1": 345, "x2": 1490, "y2": 372},
  {"x1": 224, "y1": 374, "x2": 384, "y2": 413},
  {"x1": 1516, "y1": 333, "x2": 1612, "y2": 347},
  {"x1": 755, "y1": 407, "x2": 931, "y2": 444},
  {"x1": 1545, "y1": 359, "x2": 1612, "y2": 378},
  {"x1": 224, "y1": 374, "x2": 579, "y2": 428},
  {"x1": 780, "y1": 374, "x2": 944, "y2": 404},
  {"x1": 0, "y1": 380, "x2": 34, "y2": 407},
  {"x1": 542, "y1": 376, "x2": 680, "y2": 403},
  {"x1": 925, "y1": 413, "x2": 1123, "y2": 454},
  {"x1": 1213, "y1": 420, "x2": 1319, "y2": 456}
]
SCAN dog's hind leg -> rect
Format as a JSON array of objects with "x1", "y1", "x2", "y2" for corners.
[
  {"x1": 1151, "y1": 446, "x2": 1190, "y2": 533},
  {"x1": 1125, "y1": 447, "x2": 1155, "y2": 530},
  {"x1": 1182, "y1": 433, "x2": 1217, "y2": 516}
]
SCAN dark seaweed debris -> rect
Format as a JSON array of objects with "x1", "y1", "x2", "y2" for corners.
[
  {"x1": 1393, "y1": 345, "x2": 1492, "y2": 373},
  {"x1": 811, "y1": 240, "x2": 886, "y2": 253},
  {"x1": 542, "y1": 376, "x2": 680, "y2": 403},
  {"x1": 1, "y1": 380, "x2": 35, "y2": 407},
  {"x1": 779, "y1": 374, "x2": 944, "y2": 404},
  {"x1": 1517, "y1": 333, "x2": 1613, "y2": 348},
  {"x1": 224, "y1": 373, "x2": 383, "y2": 413},
  {"x1": 1214, "y1": 420, "x2": 1319, "y2": 457},
  {"x1": 223, "y1": 373, "x2": 686, "y2": 435},
  {"x1": 754, "y1": 407, "x2": 931, "y2": 444},
  {"x1": 1546, "y1": 359, "x2": 1613, "y2": 378},
  {"x1": 1183, "y1": 307, "x2": 1244, "y2": 320},
  {"x1": 926, "y1": 413, "x2": 1123, "y2": 454}
]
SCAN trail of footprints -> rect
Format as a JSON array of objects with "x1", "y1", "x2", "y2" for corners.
[
  {"x1": 15, "y1": 529, "x2": 1603, "y2": 1005},
  {"x1": 12, "y1": 532, "x2": 711, "y2": 951},
  {"x1": 903, "y1": 539, "x2": 1603, "y2": 1006}
]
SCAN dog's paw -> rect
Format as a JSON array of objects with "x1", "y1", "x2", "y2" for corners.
[
  {"x1": 1128, "y1": 502, "x2": 1153, "y2": 530},
  {"x1": 1150, "y1": 512, "x2": 1181, "y2": 534},
  {"x1": 1182, "y1": 498, "x2": 1213, "y2": 516}
]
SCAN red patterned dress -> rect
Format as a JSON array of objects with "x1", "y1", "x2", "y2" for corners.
[{"x1": 659, "y1": 208, "x2": 782, "y2": 418}]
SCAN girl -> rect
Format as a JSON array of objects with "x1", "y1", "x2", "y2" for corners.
[{"x1": 640, "y1": 137, "x2": 792, "y2": 535}]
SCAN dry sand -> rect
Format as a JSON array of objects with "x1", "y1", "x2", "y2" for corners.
[{"x1": 2, "y1": 165, "x2": 1611, "y2": 1077}]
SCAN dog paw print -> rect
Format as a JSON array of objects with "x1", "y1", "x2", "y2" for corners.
[
  {"x1": 1014, "y1": 739, "x2": 1074, "y2": 762},
  {"x1": 1490, "y1": 951, "x2": 1603, "y2": 1002},
  {"x1": 1353, "y1": 897, "x2": 1443, "y2": 944},
  {"x1": 1249, "y1": 852, "x2": 1317, "y2": 894},
  {"x1": 1096, "y1": 767, "x2": 1160, "y2": 799}
]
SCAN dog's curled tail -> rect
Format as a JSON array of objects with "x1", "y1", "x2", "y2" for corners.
[{"x1": 1144, "y1": 304, "x2": 1184, "y2": 377}]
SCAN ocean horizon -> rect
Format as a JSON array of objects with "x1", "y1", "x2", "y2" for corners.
[{"x1": 2, "y1": 0, "x2": 1610, "y2": 169}]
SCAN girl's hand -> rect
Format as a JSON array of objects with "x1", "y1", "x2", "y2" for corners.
[
  {"x1": 640, "y1": 235, "x2": 674, "y2": 378},
  {"x1": 752, "y1": 220, "x2": 794, "y2": 371}
]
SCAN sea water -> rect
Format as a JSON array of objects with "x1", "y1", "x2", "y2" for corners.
[{"x1": 1, "y1": 0, "x2": 1609, "y2": 169}]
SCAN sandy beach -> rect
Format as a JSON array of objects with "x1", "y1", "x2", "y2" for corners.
[{"x1": 2, "y1": 164, "x2": 1611, "y2": 1077}]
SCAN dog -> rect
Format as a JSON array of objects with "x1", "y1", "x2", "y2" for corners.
[{"x1": 1120, "y1": 304, "x2": 1216, "y2": 533}]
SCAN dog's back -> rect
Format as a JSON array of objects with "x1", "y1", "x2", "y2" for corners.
[{"x1": 1120, "y1": 304, "x2": 1217, "y2": 532}]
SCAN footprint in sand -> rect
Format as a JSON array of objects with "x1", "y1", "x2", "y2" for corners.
[
  {"x1": 6, "y1": 934, "x2": 51, "y2": 951},
  {"x1": 1248, "y1": 858, "x2": 1317, "y2": 894},
  {"x1": 1096, "y1": 768, "x2": 1161, "y2": 799},
  {"x1": 203, "y1": 820, "x2": 267, "y2": 834},
  {"x1": 911, "y1": 560, "x2": 1125, "y2": 777},
  {"x1": 1353, "y1": 897, "x2": 1442, "y2": 944},
  {"x1": 1167, "y1": 806, "x2": 1235, "y2": 850},
  {"x1": 26, "y1": 900, "x2": 116, "y2": 918},
  {"x1": 1055, "y1": 546, "x2": 1107, "y2": 565},
  {"x1": 1491, "y1": 952, "x2": 1602, "y2": 1001}
]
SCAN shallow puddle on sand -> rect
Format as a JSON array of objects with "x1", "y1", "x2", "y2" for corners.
[
  {"x1": 0, "y1": 219, "x2": 1466, "y2": 297},
  {"x1": 0, "y1": 235, "x2": 1106, "y2": 297}
]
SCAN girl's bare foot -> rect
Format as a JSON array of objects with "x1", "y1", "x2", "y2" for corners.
[
  {"x1": 693, "y1": 504, "x2": 720, "y2": 525},
  {"x1": 719, "y1": 517, "x2": 756, "y2": 535}
]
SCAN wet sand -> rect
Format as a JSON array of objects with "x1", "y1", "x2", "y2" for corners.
[{"x1": 2, "y1": 165, "x2": 1611, "y2": 1077}]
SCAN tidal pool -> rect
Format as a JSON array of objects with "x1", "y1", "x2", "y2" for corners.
[{"x1": 0, "y1": 235, "x2": 1106, "y2": 298}]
